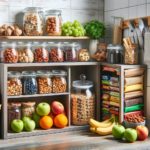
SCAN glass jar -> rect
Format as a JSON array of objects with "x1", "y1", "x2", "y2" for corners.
[
  {"x1": 2, "y1": 42, "x2": 18, "y2": 63},
  {"x1": 45, "y1": 10, "x2": 62, "y2": 36},
  {"x1": 21, "y1": 102, "x2": 36, "y2": 117},
  {"x1": 37, "y1": 70, "x2": 52, "y2": 94},
  {"x1": 17, "y1": 42, "x2": 34, "y2": 63},
  {"x1": 63, "y1": 42, "x2": 79, "y2": 62},
  {"x1": 51, "y1": 70, "x2": 67, "y2": 93},
  {"x1": 125, "y1": 44, "x2": 138, "y2": 65},
  {"x1": 48, "y1": 42, "x2": 64, "y2": 62},
  {"x1": 8, "y1": 102, "x2": 21, "y2": 130},
  {"x1": 7, "y1": 71, "x2": 22, "y2": 96},
  {"x1": 71, "y1": 74, "x2": 95, "y2": 125},
  {"x1": 23, "y1": 7, "x2": 44, "y2": 36},
  {"x1": 22, "y1": 71, "x2": 38, "y2": 95},
  {"x1": 33, "y1": 42, "x2": 49, "y2": 62},
  {"x1": 78, "y1": 49, "x2": 90, "y2": 62}
]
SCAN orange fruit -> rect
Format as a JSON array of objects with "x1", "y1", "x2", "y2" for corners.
[
  {"x1": 39, "y1": 116, "x2": 53, "y2": 130},
  {"x1": 54, "y1": 114, "x2": 68, "y2": 128}
]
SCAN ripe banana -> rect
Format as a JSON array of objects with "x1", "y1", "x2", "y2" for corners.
[
  {"x1": 90, "y1": 127, "x2": 96, "y2": 133},
  {"x1": 89, "y1": 117, "x2": 114, "y2": 128},
  {"x1": 95, "y1": 121, "x2": 115, "y2": 136}
]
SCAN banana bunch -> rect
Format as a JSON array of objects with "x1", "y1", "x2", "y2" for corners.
[{"x1": 89, "y1": 117, "x2": 115, "y2": 136}]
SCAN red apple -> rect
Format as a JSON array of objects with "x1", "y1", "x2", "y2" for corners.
[
  {"x1": 51, "y1": 101, "x2": 64, "y2": 115},
  {"x1": 49, "y1": 112, "x2": 56, "y2": 120},
  {"x1": 136, "y1": 125, "x2": 149, "y2": 141}
]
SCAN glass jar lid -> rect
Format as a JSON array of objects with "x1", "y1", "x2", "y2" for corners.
[
  {"x1": 45, "y1": 10, "x2": 62, "y2": 15},
  {"x1": 22, "y1": 71, "x2": 36, "y2": 76},
  {"x1": 72, "y1": 74, "x2": 93, "y2": 89},
  {"x1": 51, "y1": 70, "x2": 67, "y2": 76},
  {"x1": 37, "y1": 70, "x2": 52, "y2": 76},
  {"x1": 23, "y1": 7, "x2": 43, "y2": 13},
  {"x1": 8, "y1": 102, "x2": 21, "y2": 108},
  {"x1": 8, "y1": 71, "x2": 21, "y2": 78},
  {"x1": 22, "y1": 102, "x2": 36, "y2": 107}
]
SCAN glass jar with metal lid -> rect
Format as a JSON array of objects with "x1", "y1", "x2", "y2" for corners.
[
  {"x1": 7, "y1": 71, "x2": 22, "y2": 96},
  {"x1": 22, "y1": 71, "x2": 38, "y2": 95},
  {"x1": 37, "y1": 70, "x2": 52, "y2": 94},
  {"x1": 23, "y1": 7, "x2": 44, "y2": 36},
  {"x1": 33, "y1": 42, "x2": 49, "y2": 62},
  {"x1": 51, "y1": 70, "x2": 67, "y2": 93},
  {"x1": 48, "y1": 42, "x2": 64, "y2": 62},
  {"x1": 2, "y1": 42, "x2": 18, "y2": 63},
  {"x1": 17, "y1": 42, "x2": 34, "y2": 63},
  {"x1": 71, "y1": 74, "x2": 95, "y2": 125},
  {"x1": 45, "y1": 10, "x2": 62, "y2": 36}
]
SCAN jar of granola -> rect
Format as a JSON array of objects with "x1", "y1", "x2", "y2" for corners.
[
  {"x1": 23, "y1": 7, "x2": 44, "y2": 36},
  {"x1": 45, "y1": 10, "x2": 62, "y2": 36}
]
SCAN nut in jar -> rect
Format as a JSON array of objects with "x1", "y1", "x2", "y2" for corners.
[{"x1": 23, "y1": 7, "x2": 44, "y2": 36}]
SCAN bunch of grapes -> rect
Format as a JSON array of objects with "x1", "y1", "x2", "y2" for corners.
[{"x1": 62, "y1": 20, "x2": 85, "y2": 37}]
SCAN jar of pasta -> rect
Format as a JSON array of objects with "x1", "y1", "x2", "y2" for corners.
[{"x1": 45, "y1": 10, "x2": 62, "y2": 36}]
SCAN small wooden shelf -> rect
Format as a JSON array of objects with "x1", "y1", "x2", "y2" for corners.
[
  {"x1": 7, "y1": 92, "x2": 70, "y2": 99},
  {"x1": 0, "y1": 36, "x2": 90, "y2": 40}
]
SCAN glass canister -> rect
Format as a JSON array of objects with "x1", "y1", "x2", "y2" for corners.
[
  {"x1": 8, "y1": 102, "x2": 21, "y2": 130},
  {"x1": 17, "y1": 42, "x2": 34, "y2": 63},
  {"x1": 22, "y1": 71, "x2": 38, "y2": 95},
  {"x1": 45, "y1": 10, "x2": 62, "y2": 36},
  {"x1": 21, "y1": 102, "x2": 36, "y2": 117},
  {"x1": 23, "y1": 7, "x2": 44, "y2": 36},
  {"x1": 37, "y1": 70, "x2": 52, "y2": 94},
  {"x1": 63, "y1": 42, "x2": 79, "y2": 62},
  {"x1": 2, "y1": 42, "x2": 18, "y2": 63},
  {"x1": 33, "y1": 42, "x2": 49, "y2": 62},
  {"x1": 48, "y1": 42, "x2": 64, "y2": 62},
  {"x1": 7, "y1": 71, "x2": 22, "y2": 96},
  {"x1": 51, "y1": 70, "x2": 67, "y2": 93},
  {"x1": 71, "y1": 74, "x2": 95, "y2": 125}
]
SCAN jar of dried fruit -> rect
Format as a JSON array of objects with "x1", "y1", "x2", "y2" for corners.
[
  {"x1": 48, "y1": 42, "x2": 64, "y2": 62},
  {"x1": 32, "y1": 42, "x2": 49, "y2": 62},
  {"x1": 37, "y1": 70, "x2": 52, "y2": 94},
  {"x1": 17, "y1": 42, "x2": 34, "y2": 63},
  {"x1": 23, "y1": 7, "x2": 44, "y2": 36},
  {"x1": 7, "y1": 71, "x2": 22, "y2": 96},
  {"x1": 51, "y1": 70, "x2": 67, "y2": 93},
  {"x1": 2, "y1": 42, "x2": 18, "y2": 63},
  {"x1": 45, "y1": 10, "x2": 62, "y2": 36}
]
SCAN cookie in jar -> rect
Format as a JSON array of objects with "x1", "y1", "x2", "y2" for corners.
[{"x1": 78, "y1": 49, "x2": 90, "y2": 62}]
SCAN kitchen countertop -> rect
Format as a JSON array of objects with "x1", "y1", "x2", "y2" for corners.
[{"x1": 0, "y1": 130, "x2": 150, "y2": 150}]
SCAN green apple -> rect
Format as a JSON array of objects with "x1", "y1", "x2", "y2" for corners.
[
  {"x1": 112, "y1": 124, "x2": 125, "y2": 139},
  {"x1": 124, "y1": 128, "x2": 137, "y2": 143},
  {"x1": 36, "y1": 102, "x2": 50, "y2": 116},
  {"x1": 24, "y1": 119, "x2": 36, "y2": 132},
  {"x1": 11, "y1": 119, "x2": 24, "y2": 133},
  {"x1": 22, "y1": 116, "x2": 31, "y2": 123},
  {"x1": 33, "y1": 113, "x2": 41, "y2": 128}
]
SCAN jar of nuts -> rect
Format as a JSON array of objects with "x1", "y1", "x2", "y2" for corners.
[
  {"x1": 2, "y1": 42, "x2": 18, "y2": 63},
  {"x1": 17, "y1": 42, "x2": 34, "y2": 63},
  {"x1": 23, "y1": 7, "x2": 44, "y2": 36},
  {"x1": 33, "y1": 42, "x2": 49, "y2": 62},
  {"x1": 22, "y1": 71, "x2": 38, "y2": 95},
  {"x1": 45, "y1": 10, "x2": 62, "y2": 36},
  {"x1": 21, "y1": 102, "x2": 36, "y2": 117},
  {"x1": 48, "y1": 42, "x2": 64, "y2": 62},
  {"x1": 37, "y1": 70, "x2": 52, "y2": 94},
  {"x1": 63, "y1": 42, "x2": 79, "y2": 62},
  {"x1": 51, "y1": 70, "x2": 67, "y2": 93},
  {"x1": 7, "y1": 71, "x2": 22, "y2": 96}
]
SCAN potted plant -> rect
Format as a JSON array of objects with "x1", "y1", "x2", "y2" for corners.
[{"x1": 84, "y1": 20, "x2": 105, "y2": 56}]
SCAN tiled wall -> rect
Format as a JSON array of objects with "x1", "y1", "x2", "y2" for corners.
[
  {"x1": 0, "y1": 0, "x2": 103, "y2": 25},
  {"x1": 104, "y1": 0, "x2": 150, "y2": 43}
]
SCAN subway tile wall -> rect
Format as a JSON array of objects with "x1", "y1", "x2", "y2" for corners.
[
  {"x1": 0, "y1": 0, "x2": 103, "y2": 25},
  {"x1": 104, "y1": 0, "x2": 149, "y2": 43}
]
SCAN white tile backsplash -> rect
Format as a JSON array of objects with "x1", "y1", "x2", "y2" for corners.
[
  {"x1": 0, "y1": 6, "x2": 9, "y2": 23},
  {"x1": 129, "y1": 0, "x2": 146, "y2": 6},
  {"x1": 8, "y1": 0, "x2": 32, "y2": 7},
  {"x1": 0, "y1": 0, "x2": 8, "y2": 6}
]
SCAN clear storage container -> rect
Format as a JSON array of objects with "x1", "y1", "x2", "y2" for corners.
[
  {"x1": 2, "y1": 42, "x2": 18, "y2": 63},
  {"x1": 63, "y1": 42, "x2": 79, "y2": 62},
  {"x1": 17, "y1": 42, "x2": 34, "y2": 63},
  {"x1": 51, "y1": 70, "x2": 67, "y2": 93},
  {"x1": 22, "y1": 71, "x2": 38, "y2": 95},
  {"x1": 23, "y1": 7, "x2": 44, "y2": 36},
  {"x1": 71, "y1": 74, "x2": 95, "y2": 125},
  {"x1": 45, "y1": 10, "x2": 62, "y2": 36},
  {"x1": 33, "y1": 42, "x2": 49, "y2": 62},
  {"x1": 48, "y1": 42, "x2": 64, "y2": 62},
  {"x1": 37, "y1": 70, "x2": 52, "y2": 94},
  {"x1": 7, "y1": 71, "x2": 22, "y2": 96}
]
